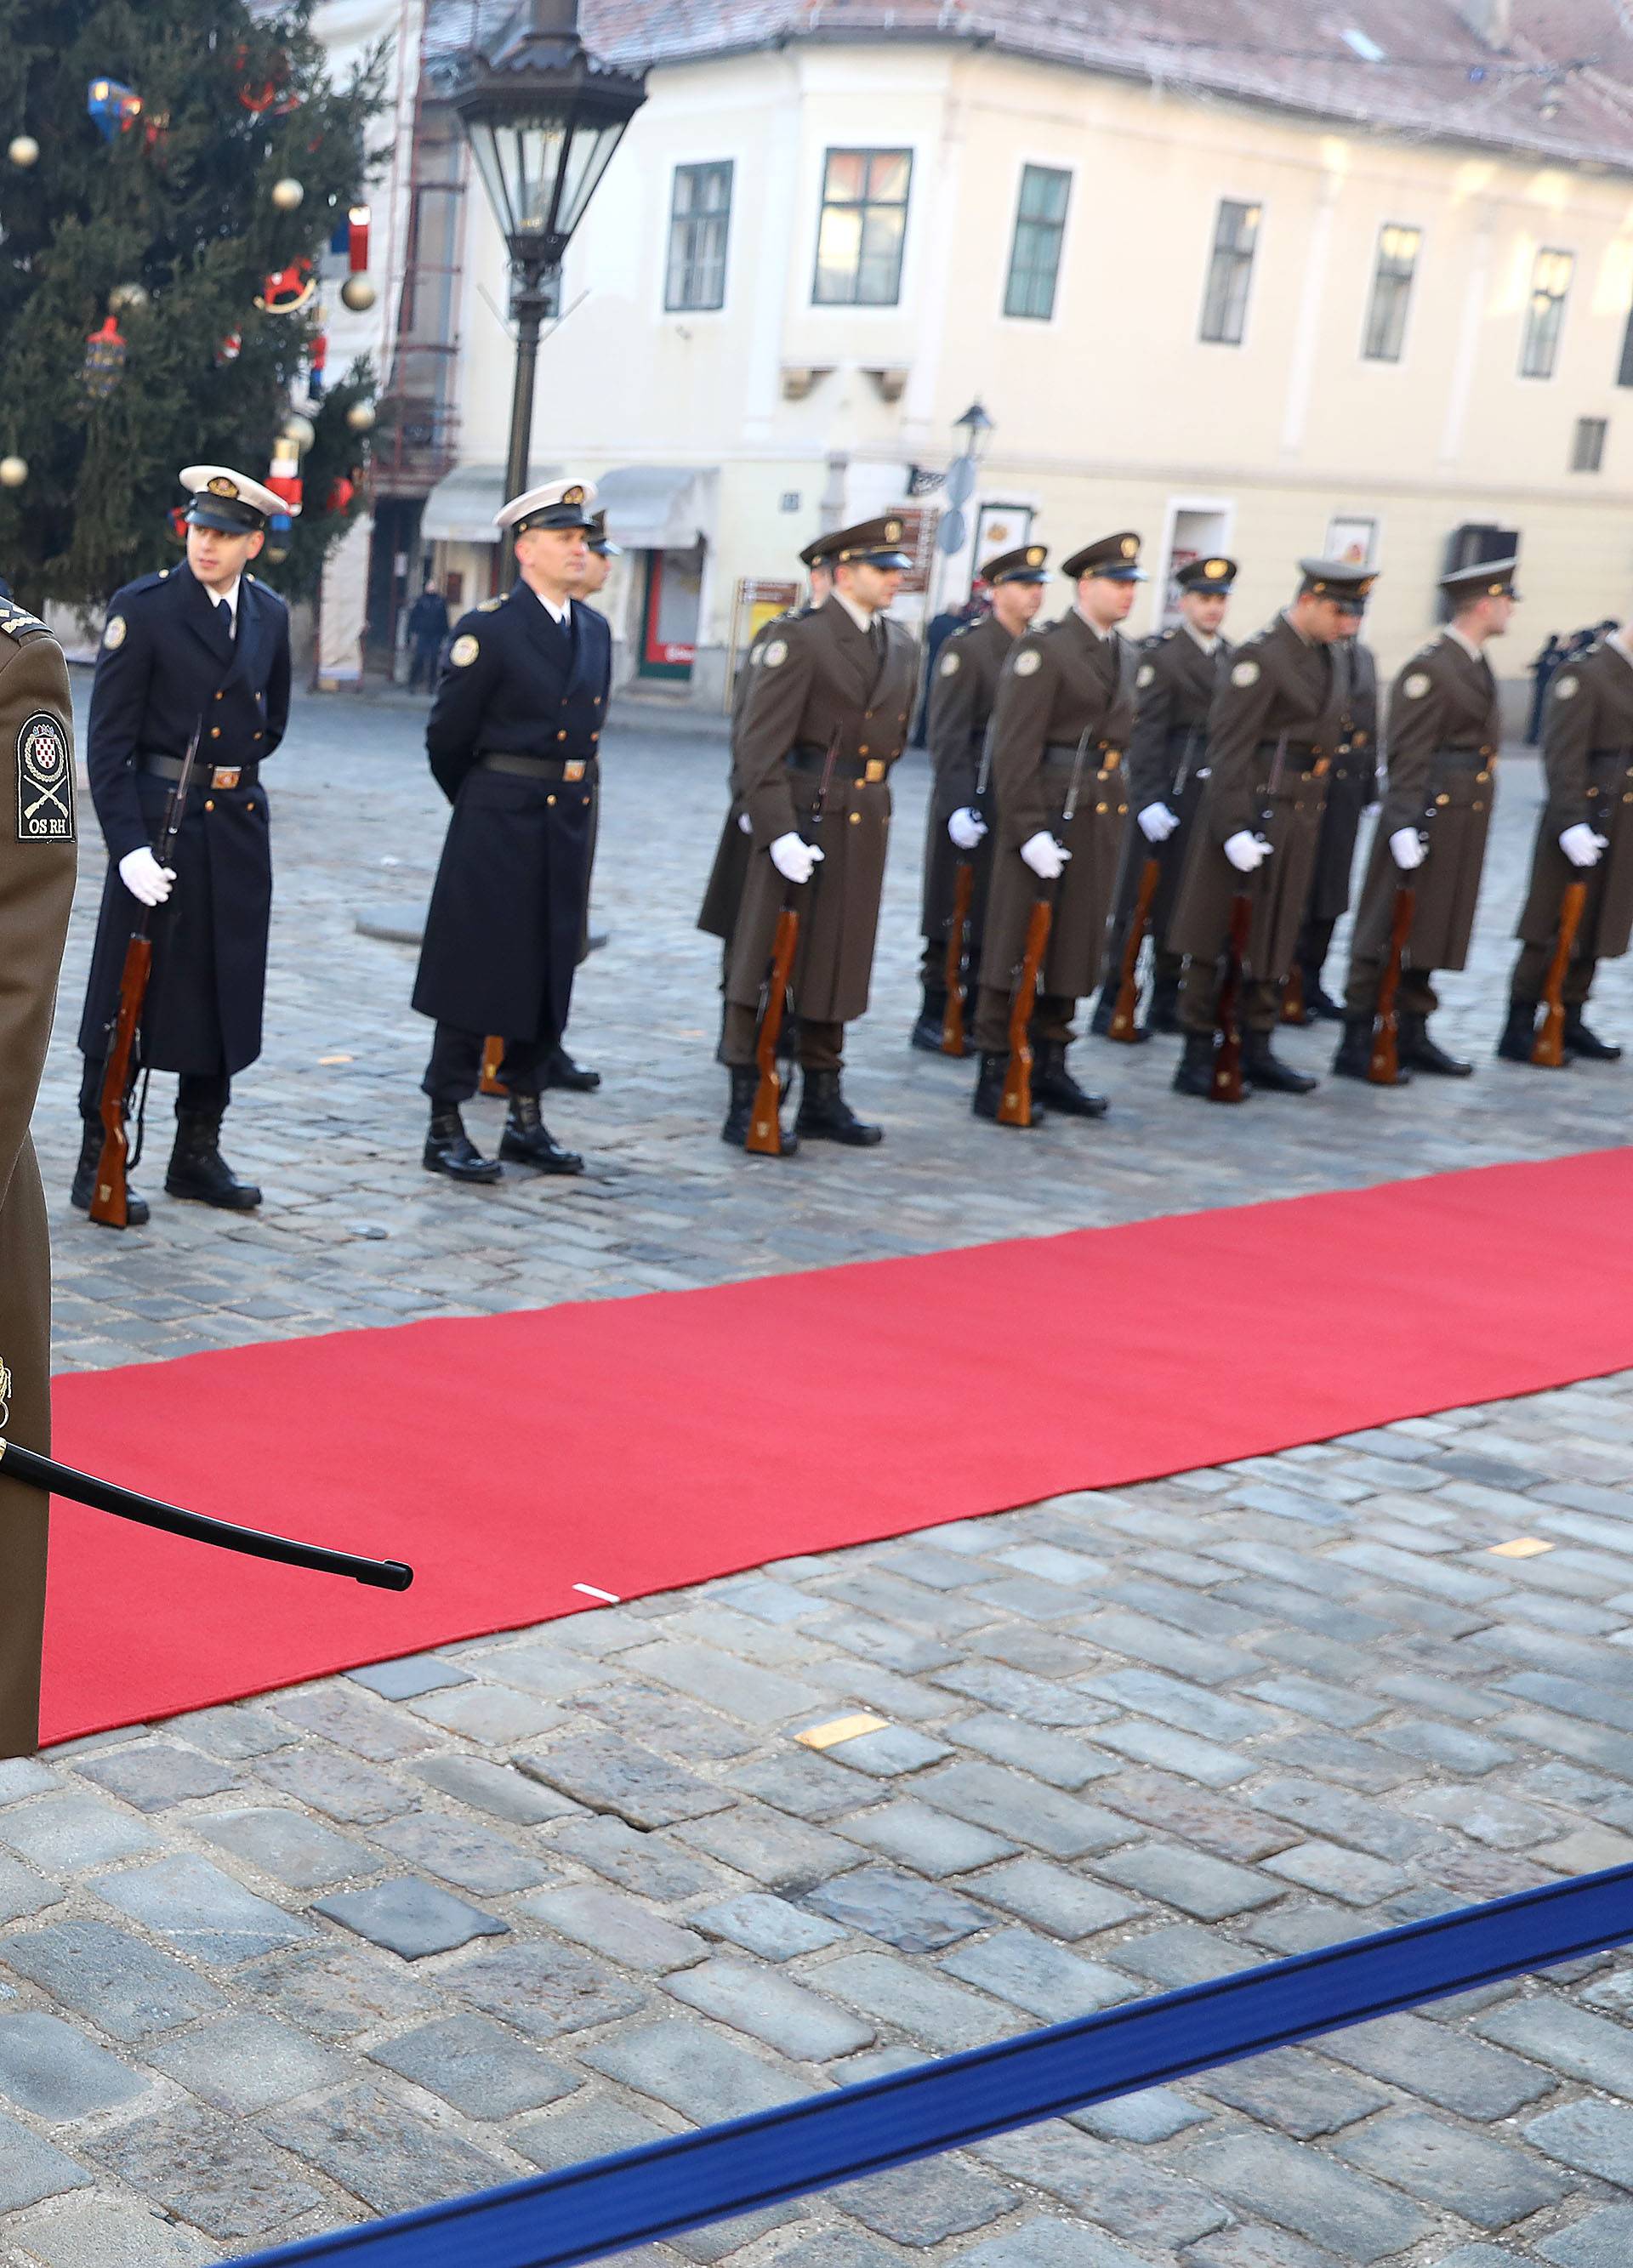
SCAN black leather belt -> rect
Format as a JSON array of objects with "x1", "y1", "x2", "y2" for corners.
[
  {"x1": 140, "y1": 753, "x2": 259, "y2": 791},
  {"x1": 477, "y1": 752, "x2": 598, "y2": 782},
  {"x1": 1432, "y1": 747, "x2": 1494, "y2": 772},
  {"x1": 787, "y1": 748, "x2": 889, "y2": 783}
]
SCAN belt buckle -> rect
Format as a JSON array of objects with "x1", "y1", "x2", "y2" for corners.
[
  {"x1": 210, "y1": 766, "x2": 242, "y2": 791},
  {"x1": 864, "y1": 759, "x2": 885, "y2": 784},
  {"x1": 563, "y1": 759, "x2": 586, "y2": 783},
  {"x1": 1313, "y1": 757, "x2": 1330, "y2": 777}
]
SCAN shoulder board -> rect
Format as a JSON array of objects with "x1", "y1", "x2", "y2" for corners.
[
  {"x1": 478, "y1": 597, "x2": 506, "y2": 613},
  {"x1": 0, "y1": 598, "x2": 49, "y2": 645},
  {"x1": 121, "y1": 569, "x2": 171, "y2": 603},
  {"x1": 250, "y1": 576, "x2": 288, "y2": 611}
]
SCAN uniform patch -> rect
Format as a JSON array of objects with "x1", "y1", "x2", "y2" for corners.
[
  {"x1": 1403, "y1": 672, "x2": 1431, "y2": 700},
  {"x1": 102, "y1": 614, "x2": 128, "y2": 652},
  {"x1": 16, "y1": 711, "x2": 73, "y2": 842},
  {"x1": 1136, "y1": 662, "x2": 1155, "y2": 689},
  {"x1": 449, "y1": 634, "x2": 480, "y2": 668},
  {"x1": 762, "y1": 639, "x2": 788, "y2": 668},
  {"x1": 1554, "y1": 674, "x2": 1579, "y2": 701},
  {"x1": 939, "y1": 651, "x2": 961, "y2": 678},
  {"x1": 1231, "y1": 660, "x2": 1260, "y2": 688},
  {"x1": 1013, "y1": 649, "x2": 1042, "y2": 677}
]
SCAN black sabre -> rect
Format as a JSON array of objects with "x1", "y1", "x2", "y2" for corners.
[
  {"x1": 413, "y1": 585, "x2": 612, "y2": 1043},
  {"x1": 77, "y1": 564, "x2": 291, "y2": 1077}
]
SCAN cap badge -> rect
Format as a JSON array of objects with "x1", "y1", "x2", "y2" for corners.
[
  {"x1": 885, "y1": 519, "x2": 902, "y2": 543},
  {"x1": 1027, "y1": 547, "x2": 1044, "y2": 566},
  {"x1": 562, "y1": 485, "x2": 585, "y2": 505},
  {"x1": 207, "y1": 476, "x2": 239, "y2": 499},
  {"x1": 1204, "y1": 559, "x2": 1226, "y2": 579},
  {"x1": 1120, "y1": 537, "x2": 1138, "y2": 559}
]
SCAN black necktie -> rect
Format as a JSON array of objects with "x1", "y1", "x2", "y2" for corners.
[
  {"x1": 869, "y1": 618, "x2": 885, "y2": 664},
  {"x1": 217, "y1": 599, "x2": 233, "y2": 641}
]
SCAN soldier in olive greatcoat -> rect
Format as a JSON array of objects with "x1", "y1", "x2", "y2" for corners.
[
  {"x1": 913, "y1": 543, "x2": 1050, "y2": 1052},
  {"x1": 970, "y1": 532, "x2": 1145, "y2": 1124},
  {"x1": 0, "y1": 601, "x2": 77, "y2": 1755},
  {"x1": 1499, "y1": 611, "x2": 1633, "y2": 1066},
  {"x1": 1091, "y1": 554, "x2": 1236, "y2": 1042},
  {"x1": 721, "y1": 517, "x2": 919, "y2": 1149},
  {"x1": 1335, "y1": 559, "x2": 1515, "y2": 1082},
  {"x1": 1168, "y1": 560, "x2": 1368, "y2": 1099}
]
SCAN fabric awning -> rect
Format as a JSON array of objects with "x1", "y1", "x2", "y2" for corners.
[
  {"x1": 596, "y1": 465, "x2": 717, "y2": 551},
  {"x1": 421, "y1": 462, "x2": 558, "y2": 544}
]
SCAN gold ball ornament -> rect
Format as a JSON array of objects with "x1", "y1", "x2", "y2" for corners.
[
  {"x1": 8, "y1": 135, "x2": 38, "y2": 168},
  {"x1": 280, "y1": 412, "x2": 316, "y2": 452},
  {"x1": 270, "y1": 177, "x2": 305, "y2": 212},
  {"x1": 0, "y1": 456, "x2": 28, "y2": 489},
  {"x1": 344, "y1": 401, "x2": 377, "y2": 432},
  {"x1": 339, "y1": 273, "x2": 377, "y2": 313}
]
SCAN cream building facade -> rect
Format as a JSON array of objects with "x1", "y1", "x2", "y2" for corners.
[{"x1": 408, "y1": 0, "x2": 1633, "y2": 710}]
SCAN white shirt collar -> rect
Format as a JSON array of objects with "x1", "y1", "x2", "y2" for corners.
[
  {"x1": 206, "y1": 574, "x2": 242, "y2": 625},
  {"x1": 834, "y1": 588, "x2": 876, "y2": 637},
  {"x1": 1443, "y1": 622, "x2": 1484, "y2": 663},
  {"x1": 532, "y1": 586, "x2": 572, "y2": 627},
  {"x1": 1607, "y1": 627, "x2": 1633, "y2": 672},
  {"x1": 1181, "y1": 622, "x2": 1219, "y2": 656}
]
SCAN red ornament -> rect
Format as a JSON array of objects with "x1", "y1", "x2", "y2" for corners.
[
  {"x1": 214, "y1": 331, "x2": 242, "y2": 367},
  {"x1": 309, "y1": 331, "x2": 327, "y2": 397},
  {"x1": 234, "y1": 45, "x2": 299, "y2": 116},
  {"x1": 82, "y1": 313, "x2": 127, "y2": 400},
  {"x1": 168, "y1": 505, "x2": 187, "y2": 543},
  {"x1": 256, "y1": 259, "x2": 315, "y2": 316},
  {"x1": 348, "y1": 205, "x2": 371, "y2": 273},
  {"x1": 325, "y1": 475, "x2": 356, "y2": 515}
]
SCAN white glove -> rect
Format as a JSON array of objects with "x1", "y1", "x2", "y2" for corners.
[
  {"x1": 1561, "y1": 822, "x2": 1608, "y2": 868},
  {"x1": 737, "y1": 812, "x2": 753, "y2": 836},
  {"x1": 1224, "y1": 830, "x2": 1270, "y2": 874},
  {"x1": 947, "y1": 807, "x2": 987, "y2": 851},
  {"x1": 770, "y1": 831, "x2": 824, "y2": 885},
  {"x1": 1138, "y1": 804, "x2": 1179, "y2": 844},
  {"x1": 119, "y1": 847, "x2": 175, "y2": 906},
  {"x1": 1390, "y1": 827, "x2": 1427, "y2": 873},
  {"x1": 1020, "y1": 830, "x2": 1069, "y2": 881}
]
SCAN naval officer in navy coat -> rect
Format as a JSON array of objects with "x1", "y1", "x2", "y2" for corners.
[
  {"x1": 413, "y1": 477, "x2": 612, "y2": 1183},
  {"x1": 73, "y1": 464, "x2": 293, "y2": 1223}
]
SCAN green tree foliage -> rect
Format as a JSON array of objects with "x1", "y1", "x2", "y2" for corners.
[{"x1": 0, "y1": 0, "x2": 384, "y2": 609}]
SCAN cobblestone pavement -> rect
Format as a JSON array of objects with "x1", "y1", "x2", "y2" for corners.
[{"x1": 4, "y1": 684, "x2": 1632, "y2": 2265}]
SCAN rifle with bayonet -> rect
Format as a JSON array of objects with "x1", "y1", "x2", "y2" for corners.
[
  {"x1": 1533, "y1": 877, "x2": 1589, "y2": 1068},
  {"x1": 941, "y1": 719, "x2": 997, "y2": 1057},
  {"x1": 747, "y1": 732, "x2": 839, "y2": 1157},
  {"x1": 1368, "y1": 884, "x2": 1417, "y2": 1083},
  {"x1": 1108, "y1": 854, "x2": 1162, "y2": 1043},
  {"x1": 999, "y1": 730, "x2": 1090, "y2": 1126},
  {"x1": 1213, "y1": 734, "x2": 1283, "y2": 1103},
  {"x1": 88, "y1": 719, "x2": 206, "y2": 1229}
]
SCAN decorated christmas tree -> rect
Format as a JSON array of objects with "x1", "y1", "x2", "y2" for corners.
[{"x1": 0, "y1": 0, "x2": 384, "y2": 611}]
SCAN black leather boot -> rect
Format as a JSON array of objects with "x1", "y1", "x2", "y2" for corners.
[
  {"x1": 723, "y1": 1064, "x2": 798, "y2": 1152},
  {"x1": 1565, "y1": 1010, "x2": 1622, "y2": 1061},
  {"x1": 1171, "y1": 1032, "x2": 1217, "y2": 1097},
  {"x1": 498, "y1": 1092, "x2": 584, "y2": 1174},
  {"x1": 166, "y1": 1114, "x2": 262, "y2": 1208},
  {"x1": 910, "y1": 981, "x2": 949, "y2": 1054},
  {"x1": 1400, "y1": 1012, "x2": 1472, "y2": 1077},
  {"x1": 1305, "y1": 972, "x2": 1345, "y2": 1022},
  {"x1": 1331, "y1": 1020, "x2": 1385, "y2": 1082},
  {"x1": 796, "y1": 1068, "x2": 883, "y2": 1146},
  {"x1": 70, "y1": 1122, "x2": 149, "y2": 1226},
  {"x1": 1034, "y1": 1040, "x2": 1108, "y2": 1118},
  {"x1": 1496, "y1": 998, "x2": 1539, "y2": 1063},
  {"x1": 1148, "y1": 972, "x2": 1181, "y2": 1034},
  {"x1": 543, "y1": 1043, "x2": 600, "y2": 1093},
  {"x1": 1243, "y1": 1032, "x2": 1317, "y2": 1094},
  {"x1": 972, "y1": 1052, "x2": 1045, "y2": 1123},
  {"x1": 424, "y1": 1106, "x2": 502, "y2": 1183}
]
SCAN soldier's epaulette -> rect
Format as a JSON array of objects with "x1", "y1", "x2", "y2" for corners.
[
  {"x1": 1142, "y1": 630, "x2": 1170, "y2": 650},
  {"x1": 0, "y1": 597, "x2": 48, "y2": 644},
  {"x1": 120, "y1": 569, "x2": 171, "y2": 604},
  {"x1": 245, "y1": 573, "x2": 288, "y2": 609},
  {"x1": 478, "y1": 597, "x2": 506, "y2": 613}
]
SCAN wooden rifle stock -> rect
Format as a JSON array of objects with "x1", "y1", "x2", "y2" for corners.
[
  {"x1": 1211, "y1": 893, "x2": 1252, "y2": 1102},
  {"x1": 998, "y1": 900, "x2": 1051, "y2": 1125},
  {"x1": 1533, "y1": 878, "x2": 1589, "y2": 1068},
  {"x1": 941, "y1": 861, "x2": 975, "y2": 1055},
  {"x1": 1108, "y1": 856, "x2": 1161, "y2": 1043},
  {"x1": 747, "y1": 907, "x2": 799, "y2": 1155},
  {"x1": 1368, "y1": 885, "x2": 1416, "y2": 1084},
  {"x1": 1280, "y1": 964, "x2": 1306, "y2": 1026},
  {"x1": 479, "y1": 1036, "x2": 507, "y2": 1096},
  {"x1": 88, "y1": 935, "x2": 151, "y2": 1228}
]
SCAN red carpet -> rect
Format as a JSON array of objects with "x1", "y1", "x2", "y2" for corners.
[{"x1": 40, "y1": 1148, "x2": 1633, "y2": 1744}]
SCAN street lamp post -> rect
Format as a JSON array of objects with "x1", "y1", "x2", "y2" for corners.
[{"x1": 448, "y1": 0, "x2": 646, "y2": 560}]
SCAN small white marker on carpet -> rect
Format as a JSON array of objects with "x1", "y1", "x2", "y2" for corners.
[{"x1": 572, "y1": 1583, "x2": 621, "y2": 1602}]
